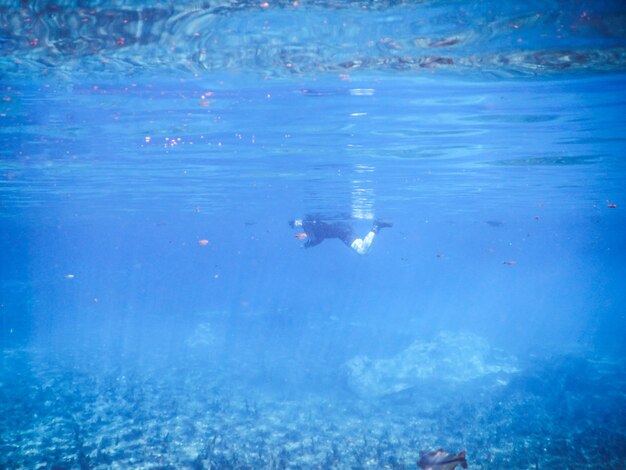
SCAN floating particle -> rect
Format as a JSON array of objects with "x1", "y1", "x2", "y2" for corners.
[
  {"x1": 198, "y1": 239, "x2": 209, "y2": 246},
  {"x1": 503, "y1": 260, "x2": 517, "y2": 266},
  {"x1": 607, "y1": 203, "x2": 617, "y2": 208},
  {"x1": 64, "y1": 273, "x2": 75, "y2": 279}
]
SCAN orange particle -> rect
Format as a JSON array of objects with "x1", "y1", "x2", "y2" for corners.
[{"x1": 198, "y1": 239, "x2": 209, "y2": 246}]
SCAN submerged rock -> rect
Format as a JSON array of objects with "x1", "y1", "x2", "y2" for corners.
[{"x1": 345, "y1": 331, "x2": 517, "y2": 398}]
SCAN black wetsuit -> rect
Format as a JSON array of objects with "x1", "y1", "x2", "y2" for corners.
[{"x1": 302, "y1": 219, "x2": 356, "y2": 248}]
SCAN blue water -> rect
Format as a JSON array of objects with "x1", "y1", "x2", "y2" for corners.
[{"x1": 1, "y1": 1, "x2": 626, "y2": 469}]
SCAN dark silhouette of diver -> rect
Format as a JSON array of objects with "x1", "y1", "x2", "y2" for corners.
[{"x1": 289, "y1": 216, "x2": 392, "y2": 255}]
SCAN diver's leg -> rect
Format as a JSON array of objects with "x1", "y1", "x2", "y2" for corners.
[
  {"x1": 347, "y1": 220, "x2": 393, "y2": 255},
  {"x1": 349, "y1": 230, "x2": 376, "y2": 255}
]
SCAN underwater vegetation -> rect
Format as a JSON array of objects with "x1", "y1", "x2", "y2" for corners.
[{"x1": 1, "y1": 335, "x2": 624, "y2": 469}]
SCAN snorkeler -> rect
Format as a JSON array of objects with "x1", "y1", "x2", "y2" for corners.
[{"x1": 289, "y1": 216, "x2": 392, "y2": 255}]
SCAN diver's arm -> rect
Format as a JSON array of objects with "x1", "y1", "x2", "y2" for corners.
[{"x1": 304, "y1": 238, "x2": 323, "y2": 248}]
